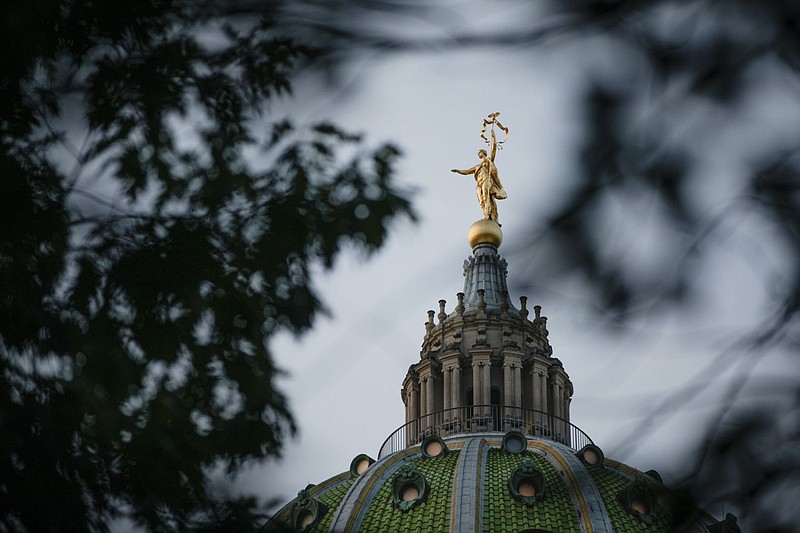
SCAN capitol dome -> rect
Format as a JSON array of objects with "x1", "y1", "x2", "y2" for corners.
[{"x1": 266, "y1": 220, "x2": 740, "y2": 533}]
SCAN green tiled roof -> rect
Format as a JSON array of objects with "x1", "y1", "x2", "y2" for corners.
[
  {"x1": 307, "y1": 476, "x2": 356, "y2": 532},
  {"x1": 268, "y1": 471, "x2": 351, "y2": 530},
  {"x1": 269, "y1": 435, "x2": 721, "y2": 532},
  {"x1": 483, "y1": 449, "x2": 578, "y2": 532},
  {"x1": 358, "y1": 451, "x2": 460, "y2": 532},
  {"x1": 587, "y1": 464, "x2": 674, "y2": 532}
]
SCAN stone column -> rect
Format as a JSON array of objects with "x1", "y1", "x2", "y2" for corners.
[
  {"x1": 426, "y1": 374, "x2": 435, "y2": 417},
  {"x1": 550, "y1": 378, "x2": 562, "y2": 442},
  {"x1": 558, "y1": 383, "x2": 566, "y2": 442},
  {"x1": 565, "y1": 396, "x2": 572, "y2": 424},
  {"x1": 531, "y1": 371, "x2": 542, "y2": 412},
  {"x1": 482, "y1": 363, "x2": 491, "y2": 415},
  {"x1": 530, "y1": 357, "x2": 549, "y2": 416},
  {"x1": 407, "y1": 381, "x2": 420, "y2": 446},
  {"x1": 502, "y1": 350, "x2": 523, "y2": 411},
  {"x1": 419, "y1": 377, "x2": 428, "y2": 418},
  {"x1": 443, "y1": 367, "x2": 451, "y2": 413},
  {"x1": 452, "y1": 365, "x2": 462, "y2": 420},
  {"x1": 409, "y1": 382, "x2": 419, "y2": 421},
  {"x1": 471, "y1": 348, "x2": 492, "y2": 422},
  {"x1": 503, "y1": 362, "x2": 513, "y2": 408},
  {"x1": 440, "y1": 349, "x2": 460, "y2": 422},
  {"x1": 551, "y1": 380, "x2": 560, "y2": 419},
  {"x1": 472, "y1": 362, "x2": 482, "y2": 407},
  {"x1": 539, "y1": 372, "x2": 551, "y2": 414},
  {"x1": 564, "y1": 380, "x2": 573, "y2": 423},
  {"x1": 504, "y1": 359, "x2": 523, "y2": 430}
]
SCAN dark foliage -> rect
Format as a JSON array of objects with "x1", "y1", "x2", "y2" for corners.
[
  {"x1": 5, "y1": 0, "x2": 800, "y2": 530},
  {"x1": 526, "y1": 3, "x2": 800, "y2": 529},
  {"x1": 0, "y1": 1, "x2": 413, "y2": 530}
]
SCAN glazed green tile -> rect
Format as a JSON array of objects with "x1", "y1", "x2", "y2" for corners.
[
  {"x1": 482, "y1": 449, "x2": 578, "y2": 532},
  {"x1": 358, "y1": 451, "x2": 460, "y2": 532},
  {"x1": 587, "y1": 464, "x2": 674, "y2": 532},
  {"x1": 308, "y1": 477, "x2": 356, "y2": 532}
]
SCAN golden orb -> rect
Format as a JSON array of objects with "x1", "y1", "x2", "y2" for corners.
[{"x1": 468, "y1": 219, "x2": 503, "y2": 248}]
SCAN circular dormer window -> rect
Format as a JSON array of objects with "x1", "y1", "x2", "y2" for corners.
[
  {"x1": 349, "y1": 454, "x2": 375, "y2": 477},
  {"x1": 401, "y1": 484, "x2": 420, "y2": 502},
  {"x1": 617, "y1": 478, "x2": 656, "y2": 523},
  {"x1": 291, "y1": 487, "x2": 327, "y2": 532},
  {"x1": 391, "y1": 463, "x2": 429, "y2": 511},
  {"x1": 297, "y1": 510, "x2": 314, "y2": 529},
  {"x1": 507, "y1": 457, "x2": 546, "y2": 505},
  {"x1": 502, "y1": 431, "x2": 528, "y2": 453},
  {"x1": 576, "y1": 444, "x2": 604, "y2": 467},
  {"x1": 420, "y1": 435, "x2": 449, "y2": 458}
]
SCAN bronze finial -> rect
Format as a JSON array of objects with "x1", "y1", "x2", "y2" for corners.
[{"x1": 451, "y1": 112, "x2": 509, "y2": 223}]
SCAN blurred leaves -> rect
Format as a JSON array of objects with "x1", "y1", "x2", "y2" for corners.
[
  {"x1": 533, "y1": 1, "x2": 800, "y2": 529},
  {"x1": 537, "y1": 2, "x2": 800, "y2": 528},
  {"x1": 0, "y1": 0, "x2": 412, "y2": 530},
  {"x1": 5, "y1": 0, "x2": 800, "y2": 530}
]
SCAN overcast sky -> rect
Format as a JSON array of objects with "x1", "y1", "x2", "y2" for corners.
[{"x1": 237, "y1": 6, "x2": 800, "y2": 519}]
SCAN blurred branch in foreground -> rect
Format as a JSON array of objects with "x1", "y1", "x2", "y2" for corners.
[{"x1": 0, "y1": 0, "x2": 413, "y2": 530}]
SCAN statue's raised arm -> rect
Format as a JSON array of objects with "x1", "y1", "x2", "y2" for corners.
[{"x1": 450, "y1": 113, "x2": 509, "y2": 223}]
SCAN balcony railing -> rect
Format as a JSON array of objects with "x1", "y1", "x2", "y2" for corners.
[{"x1": 378, "y1": 405, "x2": 593, "y2": 459}]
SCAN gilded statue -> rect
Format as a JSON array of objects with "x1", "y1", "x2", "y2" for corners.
[{"x1": 451, "y1": 112, "x2": 508, "y2": 223}]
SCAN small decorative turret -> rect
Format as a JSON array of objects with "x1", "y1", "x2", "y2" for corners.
[
  {"x1": 519, "y1": 296, "x2": 529, "y2": 320},
  {"x1": 476, "y1": 288, "x2": 486, "y2": 313},
  {"x1": 455, "y1": 292, "x2": 465, "y2": 316}
]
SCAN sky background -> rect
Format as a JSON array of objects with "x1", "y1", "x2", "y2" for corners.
[{"x1": 229, "y1": 4, "x2": 800, "y2": 519}]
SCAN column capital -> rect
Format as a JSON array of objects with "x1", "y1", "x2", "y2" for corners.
[
  {"x1": 417, "y1": 359, "x2": 440, "y2": 379},
  {"x1": 501, "y1": 349, "x2": 523, "y2": 368},
  {"x1": 501, "y1": 347, "x2": 524, "y2": 358},
  {"x1": 469, "y1": 346, "x2": 493, "y2": 364},
  {"x1": 439, "y1": 349, "x2": 461, "y2": 370},
  {"x1": 530, "y1": 359, "x2": 549, "y2": 375}
]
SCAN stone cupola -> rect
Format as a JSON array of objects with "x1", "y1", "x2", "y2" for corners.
[{"x1": 400, "y1": 219, "x2": 573, "y2": 444}]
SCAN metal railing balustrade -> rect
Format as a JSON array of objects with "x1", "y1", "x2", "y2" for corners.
[{"x1": 378, "y1": 405, "x2": 593, "y2": 459}]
